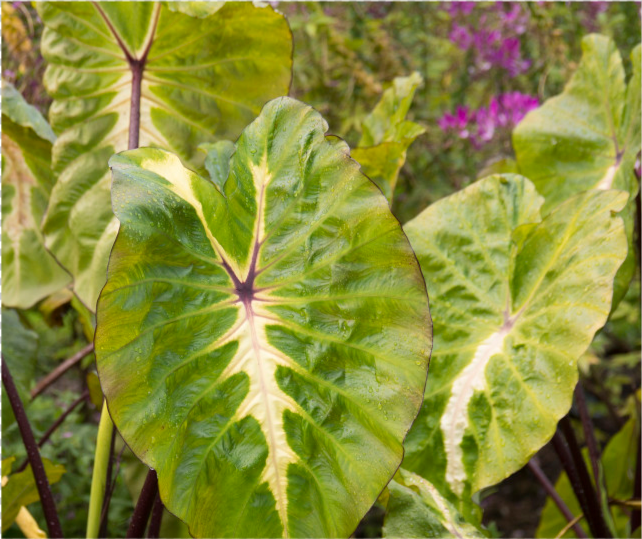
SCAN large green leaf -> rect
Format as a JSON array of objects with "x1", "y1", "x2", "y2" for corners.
[
  {"x1": 1, "y1": 458, "x2": 66, "y2": 532},
  {"x1": 352, "y1": 72, "x2": 425, "y2": 203},
  {"x1": 1, "y1": 81, "x2": 71, "y2": 309},
  {"x1": 383, "y1": 469, "x2": 484, "y2": 538},
  {"x1": 536, "y1": 410, "x2": 640, "y2": 538},
  {"x1": 95, "y1": 97, "x2": 431, "y2": 538},
  {"x1": 513, "y1": 35, "x2": 641, "y2": 304},
  {"x1": 402, "y1": 174, "x2": 627, "y2": 505},
  {"x1": 37, "y1": 1, "x2": 293, "y2": 309}
]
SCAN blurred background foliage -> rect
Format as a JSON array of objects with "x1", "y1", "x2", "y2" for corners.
[{"x1": 2, "y1": 2, "x2": 640, "y2": 538}]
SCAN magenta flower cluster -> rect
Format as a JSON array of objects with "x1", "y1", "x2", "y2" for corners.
[
  {"x1": 438, "y1": 92, "x2": 539, "y2": 147},
  {"x1": 447, "y1": 2, "x2": 531, "y2": 77}
]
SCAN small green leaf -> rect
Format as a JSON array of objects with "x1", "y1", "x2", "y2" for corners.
[
  {"x1": 403, "y1": 174, "x2": 627, "y2": 503},
  {"x1": 352, "y1": 72, "x2": 425, "y2": 202},
  {"x1": 1, "y1": 459, "x2": 66, "y2": 532},
  {"x1": 96, "y1": 97, "x2": 431, "y2": 538},
  {"x1": 37, "y1": 1, "x2": 293, "y2": 310},
  {"x1": 383, "y1": 469, "x2": 484, "y2": 538},
  {"x1": 2, "y1": 458, "x2": 16, "y2": 478},
  {"x1": 1, "y1": 81, "x2": 71, "y2": 309},
  {"x1": 360, "y1": 72, "x2": 423, "y2": 147},
  {"x1": 513, "y1": 35, "x2": 641, "y2": 306},
  {"x1": 200, "y1": 140, "x2": 236, "y2": 195}
]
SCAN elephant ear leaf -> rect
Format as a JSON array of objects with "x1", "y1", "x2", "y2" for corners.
[
  {"x1": 352, "y1": 72, "x2": 425, "y2": 202},
  {"x1": 1, "y1": 81, "x2": 71, "y2": 309},
  {"x1": 513, "y1": 35, "x2": 641, "y2": 305},
  {"x1": 95, "y1": 97, "x2": 432, "y2": 538},
  {"x1": 383, "y1": 469, "x2": 484, "y2": 539},
  {"x1": 37, "y1": 1, "x2": 293, "y2": 310},
  {"x1": 403, "y1": 174, "x2": 627, "y2": 504}
]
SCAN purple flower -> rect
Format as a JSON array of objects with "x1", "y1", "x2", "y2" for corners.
[
  {"x1": 449, "y1": 24, "x2": 474, "y2": 49},
  {"x1": 447, "y1": 3, "x2": 531, "y2": 78},
  {"x1": 3, "y1": 69, "x2": 16, "y2": 78},
  {"x1": 498, "y1": 4, "x2": 529, "y2": 34},
  {"x1": 438, "y1": 105, "x2": 474, "y2": 140},
  {"x1": 439, "y1": 92, "x2": 538, "y2": 147},
  {"x1": 447, "y1": 2, "x2": 476, "y2": 17}
]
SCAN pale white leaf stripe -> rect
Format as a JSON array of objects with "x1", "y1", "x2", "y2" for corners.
[{"x1": 441, "y1": 317, "x2": 514, "y2": 495}]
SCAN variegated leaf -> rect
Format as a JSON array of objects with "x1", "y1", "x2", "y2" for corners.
[
  {"x1": 403, "y1": 174, "x2": 627, "y2": 505},
  {"x1": 383, "y1": 469, "x2": 484, "y2": 539},
  {"x1": 1, "y1": 81, "x2": 71, "y2": 309},
  {"x1": 96, "y1": 97, "x2": 432, "y2": 537},
  {"x1": 37, "y1": 1, "x2": 293, "y2": 309},
  {"x1": 513, "y1": 35, "x2": 641, "y2": 305}
]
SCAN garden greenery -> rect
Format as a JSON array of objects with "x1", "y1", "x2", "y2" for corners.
[{"x1": 1, "y1": 3, "x2": 640, "y2": 539}]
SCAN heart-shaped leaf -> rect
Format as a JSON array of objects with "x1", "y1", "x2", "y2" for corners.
[
  {"x1": 402, "y1": 174, "x2": 627, "y2": 504},
  {"x1": 1, "y1": 81, "x2": 71, "y2": 309},
  {"x1": 96, "y1": 97, "x2": 431, "y2": 538},
  {"x1": 352, "y1": 72, "x2": 425, "y2": 202},
  {"x1": 383, "y1": 469, "x2": 484, "y2": 539},
  {"x1": 513, "y1": 35, "x2": 641, "y2": 305},
  {"x1": 37, "y1": 1, "x2": 293, "y2": 309}
]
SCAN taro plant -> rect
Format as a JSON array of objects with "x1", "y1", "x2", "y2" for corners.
[
  {"x1": 1, "y1": 3, "x2": 640, "y2": 539},
  {"x1": 96, "y1": 97, "x2": 431, "y2": 537}
]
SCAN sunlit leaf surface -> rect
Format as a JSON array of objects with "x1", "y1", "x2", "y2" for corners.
[
  {"x1": 513, "y1": 35, "x2": 641, "y2": 305},
  {"x1": 383, "y1": 468, "x2": 484, "y2": 538},
  {"x1": 403, "y1": 174, "x2": 627, "y2": 506},
  {"x1": 96, "y1": 97, "x2": 431, "y2": 538},
  {"x1": 37, "y1": 1, "x2": 293, "y2": 309}
]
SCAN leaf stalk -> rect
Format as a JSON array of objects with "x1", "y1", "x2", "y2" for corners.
[
  {"x1": 86, "y1": 401, "x2": 115, "y2": 539},
  {"x1": 2, "y1": 358, "x2": 64, "y2": 538},
  {"x1": 127, "y1": 470, "x2": 159, "y2": 538},
  {"x1": 527, "y1": 460, "x2": 588, "y2": 538}
]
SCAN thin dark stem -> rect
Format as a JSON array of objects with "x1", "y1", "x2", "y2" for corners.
[
  {"x1": 16, "y1": 390, "x2": 89, "y2": 474},
  {"x1": 559, "y1": 417, "x2": 612, "y2": 538},
  {"x1": 147, "y1": 494, "x2": 164, "y2": 538},
  {"x1": 575, "y1": 384, "x2": 603, "y2": 503},
  {"x1": 582, "y1": 378, "x2": 624, "y2": 428},
  {"x1": 127, "y1": 469, "x2": 159, "y2": 538},
  {"x1": 31, "y1": 343, "x2": 94, "y2": 399},
  {"x1": 527, "y1": 460, "x2": 588, "y2": 538},
  {"x1": 99, "y1": 445, "x2": 127, "y2": 535},
  {"x1": 98, "y1": 428, "x2": 118, "y2": 538},
  {"x1": 552, "y1": 430, "x2": 594, "y2": 533},
  {"x1": 2, "y1": 359, "x2": 64, "y2": 538},
  {"x1": 632, "y1": 436, "x2": 641, "y2": 533}
]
